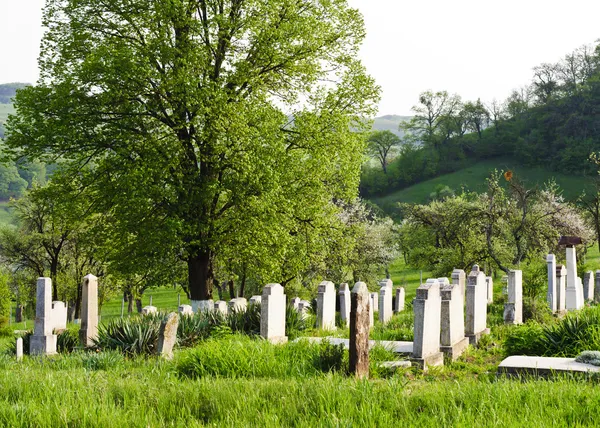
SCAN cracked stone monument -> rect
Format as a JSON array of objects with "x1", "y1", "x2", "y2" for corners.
[
  {"x1": 556, "y1": 265, "x2": 567, "y2": 313},
  {"x1": 440, "y1": 277, "x2": 468, "y2": 361},
  {"x1": 157, "y1": 312, "x2": 179, "y2": 360},
  {"x1": 394, "y1": 287, "x2": 405, "y2": 313},
  {"x1": 412, "y1": 279, "x2": 444, "y2": 368},
  {"x1": 504, "y1": 270, "x2": 523, "y2": 325},
  {"x1": 260, "y1": 283, "x2": 287, "y2": 344},
  {"x1": 79, "y1": 274, "x2": 98, "y2": 347},
  {"x1": 339, "y1": 283, "x2": 351, "y2": 328},
  {"x1": 465, "y1": 265, "x2": 490, "y2": 345},
  {"x1": 378, "y1": 279, "x2": 393, "y2": 324},
  {"x1": 349, "y1": 282, "x2": 370, "y2": 378},
  {"x1": 30, "y1": 278, "x2": 58, "y2": 355},
  {"x1": 583, "y1": 271, "x2": 594, "y2": 302},
  {"x1": 547, "y1": 254, "x2": 557, "y2": 313},
  {"x1": 317, "y1": 281, "x2": 336, "y2": 330}
]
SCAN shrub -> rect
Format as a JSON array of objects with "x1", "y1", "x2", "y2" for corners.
[
  {"x1": 285, "y1": 304, "x2": 307, "y2": 340},
  {"x1": 370, "y1": 311, "x2": 413, "y2": 341},
  {"x1": 94, "y1": 315, "x2": 162, "y2": 355},
  {"x1": 57, "y1": 326, "x2": 80, "y2": 353},
  {"x1": 177, "y1": 311, "x2": 224, "y2": 347},
  {"x1": 227, "y1": 303, "x2": 261, "y2": 335},
  {"x1": 315, "y1": 340, "x2": 346, "y2": 373},
  {"x1": 80, "y1": 350, "x2": 125, "y2": 371}
]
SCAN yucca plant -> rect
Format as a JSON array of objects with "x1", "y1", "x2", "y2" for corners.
[
  {"x1": 285, "y1": 304, "x2": 306, "y2": 340},
  {"x1": 177, "y1": 310, "x2": 226, "y2": 348},
  {"x1": 94, "y1": 315, "x2": 162, "y2": 356},
  {"x1": 227, "y1": 303, "x2": 261, "y2": 335},
  {"x1": 57, "y1": 326, "x2": 80, "y2": 353}
]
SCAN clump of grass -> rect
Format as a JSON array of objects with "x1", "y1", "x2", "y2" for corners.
[
  {"x1": 80, "y1": 350, "x2": 125, "y2": 371},
  {"x1": 370, "y1": 311, "x2": 413, "y2": 341},
  {"x1": 94, "y1": 315, "x2": 162, "y2": 356}
]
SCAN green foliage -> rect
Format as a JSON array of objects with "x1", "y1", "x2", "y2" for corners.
[
  {"x1": 285, "y1": 304, "x2": 307, "y2": 340},
  {"x1": 370, "y1": 311, "x2": 414, "y2": 341},
  {"x1": 503, "y1": 322, "x2": 546, "y2": 356},
  {"x1": 176, "y1": 312, "x2": 220, "y2": 348},
  {"x1": 80, "y1": 350, "x2": 125, "y2": 371},
  {"x1": 94, "y1": 315, "x2": 162, "y2": 356},
  {"x1": 0, "y1": 269, "x2": 11, "y2": 328},
  {"x1": 315, "y1": 339, "x2": 346, "y2": 373},
  {"x1": 57, "y1": 326, "x2": 80, "y2": 354},
  {"x1": 227, "y1": 304, "x2": 261, "y2": 335}
]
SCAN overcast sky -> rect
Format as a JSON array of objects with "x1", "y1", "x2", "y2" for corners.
[{"x1": 1, "y1": 0, "x2": 599, "y2": 115}]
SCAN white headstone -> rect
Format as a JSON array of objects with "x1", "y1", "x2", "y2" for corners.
[
  {"x1": 504, "y1": 270, "x2": 523, "y2": 325},
  {"x1": 16, "y1": 337, "x2": 23, "y2": 362},
  {"x1": 228, "y1": 298, "x2": 247, "y2": 313},
  {"x1": 298, "y1": 300, "x2": 311, "y2": 320},
  {"x1": 249, "y1": 295, "x2": 262, "y2": 306},
  {"x1": 52, "y1": 301, "x2": 67, "y2": 332},
  {"x1": 583, "y1": 271, "x2": 594, "y2": 301},
  {"x1": 485, "y1": 277, "x2": 494, "y2": 304},
  {"x1": 79, "y1": 274, "x2": 98, "y2": 347},
  {"x1": 452, "y1": 269, "x2": 466, "y2": 301},
  {"x1": 338, "y1": 283, "x2": 351, "y2": 328},
  {"x1": 370, "y1": 292, "x2": 379, "y2": 313},
  {"x1": 260, "y1": 283, "x2": 287, "y2": 344},
  {"x1": 30, "y1": 277, "x2": 57, "y2": 355},
  {"x1": 440, "y1": 279, "x2": 468, "y2": 360},
  {"x1": 394, "y1": 287, "x2": 405, "y2": 313},
  {"x1": 378, "y1": 279, "x2": 393, "y2": 324},
  {"x1": 465, "y1": 265, "x2": 489, "y2": 345},
  {"x1": 214, "y1": 300, "x2": 228, "y2": 315},
  {"x1": 547, "y1": 254, "x2": 557, "y2": 313},
  {"x1": 565, "y1": 247, "x2": 583, "y2": 310},
  {"x1": 178, "y1": 304, "x2": 194, "y2": 316},
  {"x1": 191, "y1": 300, "x2": 214, "y2": 313},
  {"x1": 141, "y1": 306, "x2": 157, "y2": 315},
  {"x1": 291, "y1": 297, "x2": 301, "y2": 310},
  {"x1": 412, "y1": 280, "x2": 443, "y2": 367},
  {"x1": 316, "y1": 281, "x2": 336, "y2": 330},
  {"x1": 556, "y1": 265, "x2": 567, "y2": 313}
]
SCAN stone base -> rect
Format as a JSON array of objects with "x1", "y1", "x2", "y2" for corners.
[
  {"x1": 466, "y1": 328, "x2": 490, "y2": 346},
  {"x1": 267, "y1": 336, "x2": 288, "y2": 345},
  {"x1": 410, "y1": 351, "x2": 444, "y2": 370},
  {"x1": 440, "y1": 336, "x2": 470, "y2": 361},
  {"x1": 30, "y1": 334, "x2": 57, "y2": 355},
  {"x1": 498, "y1": 356, "x2": 600, "y2": 378}
]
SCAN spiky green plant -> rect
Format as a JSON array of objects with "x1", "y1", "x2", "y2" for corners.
[
  {"x1": 94, "y1": 315, "x2": 162, "y2": 356},
  {"x1": 227, "y1": 303, "x2": 261, "y2": 335}
]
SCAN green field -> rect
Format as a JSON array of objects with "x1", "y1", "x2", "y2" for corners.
[{"x1": 370, "y1": 157, "x2": 593, "y2": 216}]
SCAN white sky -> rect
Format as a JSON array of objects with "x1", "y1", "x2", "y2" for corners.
[{"x1": 1, "y1": 0, "x2": 599, "y2": 115}]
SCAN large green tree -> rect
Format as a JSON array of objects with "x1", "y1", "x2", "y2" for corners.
[{"x1": 7, "y1": 0, "x2": 378, "y2": 300}]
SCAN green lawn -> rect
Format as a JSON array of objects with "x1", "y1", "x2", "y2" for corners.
[{"x1": 370, "y1": 157, "x2": 593, "y2": 216}]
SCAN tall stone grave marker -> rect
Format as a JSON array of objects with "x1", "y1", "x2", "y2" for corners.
[
  {"x1": 412, "y1": 279, "x2": 444, "y2": 368},
  {"x1": 465, "y1": 265, "x2": 490, "y2": 345},
  {"x1": 339, "y1": 283, "x2": 351, "y2": 328},
  {"x1": 556, "y1": 265, "x2": 567, "y2": 313},
  {"x1": 564, "y1": 239, "x2": 584, "y2": 310},
  {"x1": 583, "y1": 271, "x2": 594, "y2": 302},
  {"x1": 30, "y1": 278, "x2": 57, "y2": 355},
  {"x1": 349, "y1": 282, "x2": 370, "y2": 378},
  {"x1": 486, "y1": 277, "x2": 494, "y2": 304},
  {"x1": 80, "y1": 274, "x2": 98, "y2": 347},
  {"x1": 440, "y1": 278, "x2": 468, "y2": 361},
  {"x1": 451, "y1": 269, "x2": 466, "y2": 301},
  {"x1": 157, "y1": 312, "x2": 179, "y2": 360},
  {"x1": 378, "y1": 279, "x2": 393, "y2": 324},
  {"x1": 316, "y1": 281, "x2": 336, "y2": 330},
  {"x1": 395, "y1": 287, "x2": 405, "y2": 313},
  {"x1": 547, "y1": 254, "x2": 557, "y2": 313},
  {"x1": 260, "y1": 283, "x2": 287, "y2": 344},
  {"x1": 504, "y1": 270, "x2": 523, "y2": 325},
  {"x1": 370, "y1": 292, "x2": 379, "y2": 313}
]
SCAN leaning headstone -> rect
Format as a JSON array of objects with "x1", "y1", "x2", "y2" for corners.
[
  {"x1": 178, "y1": 304, "x2": 194, "y2": 316},
  {"x1": 249, "y1": 295, "x2": 262, "y2": 306},
  {"x1": 583, "y1": 272, "x2": 594, "y2": 301},
  {"x1": 486, "y1": 277, "x2": 494, "y2": 304},
  {"x1": 228, "y1": 298, "x2": 247, "y2": 313},
  {"x1": 595, "y1": 270, "x2": 600, "y2": 303},
  {"x1": 547, "y1": 254, "x2": 557, "y2": 313},
  {"x1": 316, "y1": 281, "x2": 336, "y2": 330},
  {"x1": 16, "y1": 337, "x2": 23, "y2": 362},
  {"x1": 339, "y1": 283, "x2": 351, "y2": 328},
  {"x1": 141, "y1": 306, "x2": 158, "y2": 315},
  {"x1": 452, "y1": 268, "x2": 466, "y2": 299},
  {"x1": 440, "y1": 278, "x2": 468, "y2": 361},
  {"x1": 412, "y1": 279, "x2": 444, "y2": 368},
  {"x1": 565, "y1": 246, "x2": 583, "y2": 310},
  {"x1": 52, "y1": 301, "x2": 68, "y2": 333},
  {"x1": 378, "y1": 279, "x2": 393, "y2": 324},
  {"x1": 79, "y1": 274, "x2": 98, "y2": 347},
  {"x1": 191, "y1": 300, "x2": 214, "y2": 313},
  {"x1": 157, "y1": 312, "x2": 179, "y2": 360},
  {"x1": 214, "y1": 300, "x2": 228, "y2": 315},
  {"x1": 504, "y1": 270, "x2": 523, "y2": 325},
  {"x1": 394, "y1": 287, "x2": 405, "y2": 313},
  {"x1": 465, "y1": 265, "x2": 490, "y2": 345},
  {"x1": 556, "y1": 265, "x2": 567, "y2": 313},
  {"x1": 260, "y1": 283, "x2": 287, "y2": 344},
  {"x1": 30, "y1": 278, "x2": 57, "y2": 355},
  {"x1": 370, "y1": 292, "x2": 379, "y2": 313},
  {"x1": 349, "y1": 282, "x2": 370, "y2": 378}
]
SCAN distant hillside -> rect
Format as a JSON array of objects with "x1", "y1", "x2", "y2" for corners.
[
  {"x1": 0, "y1": 83, "x2": 28, "y2": 104},
  {"x1": 0, "y1": 103, "x2": 15, "y2": 139},
  {"x1": 372, "y1": 115, "x2": 411, "y2": 137},
  {"x1": 369, "y1": 157, "x2": 593, "y2": 219}
]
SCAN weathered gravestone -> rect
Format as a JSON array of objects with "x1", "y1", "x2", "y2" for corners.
[
  {"x1": 370, "y1": 292, "x2": 379, "y2": 313},
  {"x1": 229, "y1": 298, "x2": 247, "y2": 313},
  {"x1": 192, "y1": 300, "x2": 214, "y2": 313},
  {"x1": 378, "y1": 279, "x2": 393, "y2": 324},
  {"x1": 440, "y1": 278, "x2": 468, "y2": 361},
  {"x1": 316, "y1": 281, "x2": 336, "y2": 330},
  {"x1": 214, "y1": 300, "x2": 228, "y2": 315},
  {"x1": 298, "y1": 300, "x2": 311, "y2": 320},
  {"x1": 547, "y1": 254, "x2": 557, "y2": 313},
  {"x1": 178, "y1": 304, "x2": 194, "y2": 316},
  {"x1": 412, "y1": 279, "x2": 444, "y2": 368},
  {"x1": 249, "y1": 295, "x2": 262, "y2": 306},
  {"x1": 349, "y1": 282, "x2": 370, "y2": 378},
  {"x1": 451, "y1": 269, "x2": 466, "y2": 302},
  {"x1": 339, "y1": 283, "x2": 351, "y2": 328},
  {"x1": 465, "y1": 265, "x2": 490, "y2": 345},
  {"x1": 583, "y1": 271, "x2": 594, "y2": 302},
  {"x1": 394, "y1": 287, "x2": 405, "y2": 313},
  {"x1": 30, "y1": 278, "x2": 60, "y2": 355},
  {"x1": 260, "y1": 283, "x2": 287, "y2": 344},
  {"x1": 486, "y1": 277, "x2": 494, "y2": 304},
  {"x1": 504, "y1": 270, "x2": 523, "y2": 325},
  {"x1": 556, "y1": 265, "x2": 567, "y2": 313},
  {"x1": 157, "y1": 312, "x2": 179, "y2": 360},
  {"x1": 565, "y1": 242, "x2": 584, "y2": 310},
  {"x1": 80, "y1": 274, "x2": 98, "y2": 347}
]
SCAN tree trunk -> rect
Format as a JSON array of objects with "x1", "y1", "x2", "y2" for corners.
[
  {"x1": 188, "y1": 251, "x2": 213, "y2": 300},
  {"x1": 50, "y1": 258, "x2": 59, "y2": 301},
  {"x1": 228, "y1": 279, "x2": 235, "y2": 299},
  {"x1": 127, "y1": 293, "x2": 133, "y2": 314},
  {"x1": 74, "y1": 280, "x2": 83, "y2": 319},
  {"x1": 135, "y1": 298, "x2": 143, "y2": 313}
]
